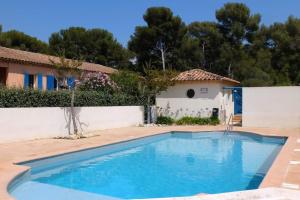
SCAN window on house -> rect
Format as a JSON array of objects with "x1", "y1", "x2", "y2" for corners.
[
  {"x1": 200, "y1": 88, "x2": 208, "y2": 93},
  {"x1": 28, "y1": 74, "x2": 35, "y2": 88},
  {"x1": 186, "y1": 89, "x2": 195, "y2": 98},
  {"x1": 54, "y1": 78, "x2": 58, "y2": 90},
  {"x1": 0, "y1": 67, "x2": 7, "y2": 86}
]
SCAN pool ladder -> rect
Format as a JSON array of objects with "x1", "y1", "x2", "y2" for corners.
[{"x1": 224, "y1": 113, "x2": 233, "y2": 134}]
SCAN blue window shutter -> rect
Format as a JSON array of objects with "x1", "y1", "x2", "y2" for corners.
[
  {"x1": 67, "y1": 77, "x2": 75, "y2": 89},
  {"x1": 47, "y1": 75, "x2": 54, "y2": 90},
  {"x1": 24, "y1": 73, "x2": 29, "y2": 89},
  {"x1": 37, "y1": 74, "x2": 43, "y2": 90}
]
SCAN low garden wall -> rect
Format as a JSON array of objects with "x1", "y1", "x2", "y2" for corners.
[{"x1": 0, "y1": 106, "x2": 144, "y2": 143}]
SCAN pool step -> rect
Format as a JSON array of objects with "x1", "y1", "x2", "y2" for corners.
[
  {"x1": 12, "y1": 181, "x2": 121, "y2": 200},
  {"x1": 232, "y1": 115, "x2": 242, "y2": 126}
]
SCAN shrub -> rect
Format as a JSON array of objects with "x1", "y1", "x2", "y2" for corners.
[
  {"x1": 156, "y1": 116, "x2": 174, "y2": 125},
  {"x1": 176, "y1": 116, "x2": 220, "y2": 125},
  {"x1": 209, "y1": 116, "x2": 220, "y2": 125},
  {"x1": 0, "y1": 87, "x2": 145, "y2": 107},
  {"x1": 78, "y1": 72, "x2": 117, "y2": 93},
  {"x1": 110, "y1": 70, "x2": 142, "y2": 97}
]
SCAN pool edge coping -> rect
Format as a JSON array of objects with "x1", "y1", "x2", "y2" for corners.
[{"x1": 0, "y1": 128, "x2": 297, "y2": 200}]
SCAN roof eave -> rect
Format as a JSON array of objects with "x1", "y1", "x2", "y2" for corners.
[
  {"x1": 172, "y1": 79, "x2": 240, "y2": 85},
  {"x1": 0, "y1": 56, "x2": 117, "y2": 74}
]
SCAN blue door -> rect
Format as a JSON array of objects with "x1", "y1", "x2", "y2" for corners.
[{"x1": 233, "y1": 88, "x2": 242, "y2": 114}]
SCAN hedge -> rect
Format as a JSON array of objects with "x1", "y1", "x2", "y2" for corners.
[
  {"x1": 156, "y1": 116, "x2": 174, "y2": 125},
  {"x1": 176, "y1": 116, "x2": 220, "y2": 125},
  {"x1": 155, "y1": 116, "x2": 220, "y2": 126},
  {"x1": 0, "y1": 88, "x2": 145, "y2": 107}
]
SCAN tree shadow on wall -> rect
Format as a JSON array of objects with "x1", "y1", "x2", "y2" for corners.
[
  {"x1": 157, "y1": 101, "x2": 212, "y2": 119},
  {"x1": 62, "y1": 107, "x2": 88, "y2": 136}
]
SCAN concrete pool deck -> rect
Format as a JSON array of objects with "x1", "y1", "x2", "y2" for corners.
[{"x1": 0, "y1": 125, "x2": 300, "y2": 200}]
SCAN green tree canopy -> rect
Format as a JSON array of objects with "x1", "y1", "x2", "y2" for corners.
[
  {"x1": 214, "y1": 3, "x2": 261, "y2": 79},
  {"x1": 49, "y1": 27, "x2": 130, "y2": 68},
  {"x1": 128, "y1": 4, "x2": 300, "y2": 86},
  {"x1": 1, "y1": 3, "x2": 299, "y2": 87},
  {"x1": 128, "y1": 7, "x2": 187, "y2": 72},
  {"x1": 268, "y1": 17, "x2": 300, "y2": 85},
  {"x1": 110, "y1": 70, "x2": 142, "y2": 97},
  {"x1": 0, "y1": 29, "x2": 49, "y2": 53},
  {"x1": 216, "y1": 3, "x2": 261, "y2": 45},
  {"x1": 186, "y1": 21, "x2": 223, "y2": 72}
]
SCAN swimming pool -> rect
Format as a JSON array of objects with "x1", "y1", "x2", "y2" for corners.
[{"x1": 10, "y1": 131, "x2": 286, "y2": 200}]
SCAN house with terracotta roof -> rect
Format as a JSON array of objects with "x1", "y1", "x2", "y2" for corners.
[
  {"x1": 156, "y1": 69, "x2": 240, "y2": 123},
  {"x1": 0, "y1": 46, "x2": 116, "y2": 90}
]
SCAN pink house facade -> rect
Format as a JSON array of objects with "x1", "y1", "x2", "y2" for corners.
[{"x1": 0, "y1": 46, "x2": 116, "y2": 90}]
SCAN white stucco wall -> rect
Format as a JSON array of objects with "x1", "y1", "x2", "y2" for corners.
[
  {"x1": 156, "y1": 81, "x2": 234, "y2": 122},
  {"x1": 243, "y1": 86, "x2": 300, "y2": 128},
  {"x1": 0, "y1": 106, "x2": 144, "y2": 143}
]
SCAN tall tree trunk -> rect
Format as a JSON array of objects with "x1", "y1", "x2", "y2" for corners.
[
  {"x1": 228, "y1": 63, "x2": 232, "y2": 78},
  {"x1": 71, "y1": 89, "x2": 78, "y2": 135},
  {"x1": 161, "y1": 49, "x2": 166, "y2": 72},
  {"x1": 147, "y1": 95, "x2": 151, "y2": 124},
  {"x1": 202, "y1": 41, "x2": 206, "y2": 69}
]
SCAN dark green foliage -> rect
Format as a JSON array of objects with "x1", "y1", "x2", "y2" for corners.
[
  {"x1": 267, "y1": 17, "x2": 300, "y2": 85},
  {"x1": 128, "y1": 3, "x2": 300, "y2": 86},
  {"x1": 212, "y1": 3, "x2": 262, "y2": 80},
  {"x1": 176, "y1": 116, "x2": 220, "y2": 126},
  {"x1": 0, "y1": 30, "x2": 49, "y2": 53},
  {"x1": 110, "y1": 70, "x2": 142, "y2": 97},
  {"x1": 1, "y1": 2, "x2": 300, "y2": 86},
  {"x1": 209, "y1": 117, "x2": 220, "y2": 126},
  {"x1": 110, "y1": 70, "x2": 149, "y2": 106},
  {"x1": 128, "y1": 7, "x2": 187, "y2": 71},
  {"x1": 215, "y1": 3, "x2": 261, "y2": 44},
  {"x1": 156, "y1": 115, "x2": 220, "y2": 126},
  {"x1": 156, "y1": 116, "x2": 174, "y2": 125},
  {"x1": 139, "y1": 68, "x2": 177, "y2": 123},
  {"x1": 49, "y1": 27, "x2": 130, "y2": 68},
  {"x1": 185, "y1": 22, "x2": 223, "y2": 70},
  {"x1": 0, "y1": 88, "x2": 144, "y2": 108}
]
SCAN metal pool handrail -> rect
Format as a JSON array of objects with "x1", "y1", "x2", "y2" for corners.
[{"x1": 224, "y1": 113, "x2": 233, "y2": 134}]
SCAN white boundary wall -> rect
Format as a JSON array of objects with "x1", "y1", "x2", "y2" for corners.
[
  {"x1": 0, "y1": 106, "x2": 144, "y2": 143},
  {"x1": 243, "y1": 86, "x2": 300, "y2": 128}
]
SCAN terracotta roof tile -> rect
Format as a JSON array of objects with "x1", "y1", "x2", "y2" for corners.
[
  {"x1": 0, "y1": 46, "x2": 117, "y2": 74},
  {"x1": 173, "y1": 69, "x2": 240, "y2": 84}
]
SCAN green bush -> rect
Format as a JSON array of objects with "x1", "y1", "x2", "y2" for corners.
[
  {"x1": 0, "y1": 88, "x2": 145, "y2": 107},
  {"x1": 209, "y1": 116, "x2": 220, "y2": 125},
  {"x1": 176, "y1": 116, "x2": 220, "y2": 125},
  {"x1": 110, "y1": 70, "x2": 142, "y2": 97},
  {"x1": 156, "y1": 116, "x2": 174, "y2": 125}
]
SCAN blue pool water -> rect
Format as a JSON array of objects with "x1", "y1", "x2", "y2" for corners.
[{"x1": 10, "y1": 132, "x2": 285, "y2": 199}]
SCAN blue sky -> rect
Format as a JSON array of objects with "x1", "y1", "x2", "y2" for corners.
[{"x1": 1, "y1": 0, "x2": 300, "y2": 47}]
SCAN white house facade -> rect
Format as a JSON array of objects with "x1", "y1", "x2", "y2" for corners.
[{"x1": 156, "y1": 69, "x2": 240, "y2": 124}]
